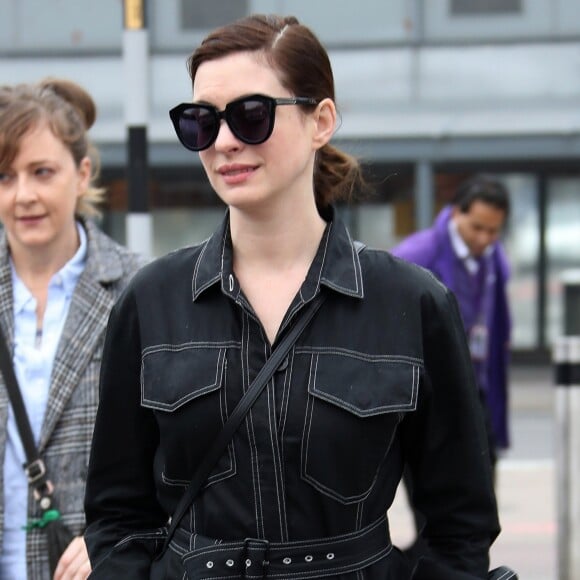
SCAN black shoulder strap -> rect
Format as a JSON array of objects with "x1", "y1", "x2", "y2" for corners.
[
  {"x1": 163, "y1": 292, "x2": 326, "y2": 550},
  {"x1": 0, "y1": 325, "x2": 51, "y2": 493}
]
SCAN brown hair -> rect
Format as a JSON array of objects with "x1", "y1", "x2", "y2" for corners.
[
  {"x1": 187, "y1": 14, "x2": 365, "y2": 208},
  {"x1": 0, "y1": 77, "x2": 105, "y2": 217}
]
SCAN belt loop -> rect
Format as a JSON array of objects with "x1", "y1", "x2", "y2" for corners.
[{"x1": 243, "y1": 538, "x2": 270, "y2": 579}]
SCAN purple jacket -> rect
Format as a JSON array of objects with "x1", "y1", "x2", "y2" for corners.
[{"x1": 391, "y1": 207, "x2": 511, "y2": 449}]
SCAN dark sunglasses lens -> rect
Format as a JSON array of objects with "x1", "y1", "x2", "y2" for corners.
[
  {"x1": 177, "y1": 106, "x2": 217, "y2": 151},
  {"x1": 228, "y1": 98, "x2": 272, "y2": 144}
]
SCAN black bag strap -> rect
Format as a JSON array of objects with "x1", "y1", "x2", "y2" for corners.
[
  {"x1": 0, "y1": 325, "x2": 52, "y2": 498},
  {"x1": 163, "y1": 291, "x2": 326, "y2": 550}
]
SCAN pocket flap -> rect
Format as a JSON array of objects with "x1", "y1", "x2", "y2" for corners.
[
  {"x1": 141, "y1": 345, "x2": 225, "y2": 412},
  {"x1": 310, "y1": 352, "x2": 420, "y2": 417}
]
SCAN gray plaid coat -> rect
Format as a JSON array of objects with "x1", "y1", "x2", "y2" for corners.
[{"x1": 0, "y1": 220, "x2": 145, "y2": 579}]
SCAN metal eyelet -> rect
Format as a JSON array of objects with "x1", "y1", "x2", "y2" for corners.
[
  {"x1": 326, "y1": 552, "x2": 335, "y2": 560},
  {"x1": 245, "y1": 558, "x2": 252, "y2": 567},
  {"x1": 229, "y1": 274, "x2": 234, "y2": 292},
  {"x1": 305, "y1": 555, "x2": 313, "y2": 562},
  {"x1": 206, "y1": 561, "x2": 214, "y2": 568},
  {"x1": 226, "y1": 559, "x2": 234, "y2": 567},
  {"x1": 283, "y1": 557, "x2": 292, "y2": 564}
]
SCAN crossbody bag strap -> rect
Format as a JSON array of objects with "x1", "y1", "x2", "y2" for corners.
[
  {"x1": 0, "y1": 325, "x2": 51, "y2": 495},
  {"x1": 163, "y1": 292, "x2": 326, "y2": 550}
]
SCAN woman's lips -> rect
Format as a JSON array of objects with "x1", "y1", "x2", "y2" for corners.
[
  {"x1": 218, "y1": 164, "x2": 258, "y2": 184},
  {"x1": 17, "y1": 214, "x2": 46, "y2": 225}
]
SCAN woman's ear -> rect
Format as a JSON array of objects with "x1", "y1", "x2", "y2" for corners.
[
  {"x1": 76, "y1": 156, "x2": 92, "y2": 198},
  {"x1": 312, "y1": 98, "x2": 336, "y2": 150}
]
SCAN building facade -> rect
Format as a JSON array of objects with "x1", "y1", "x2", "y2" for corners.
[{"x1": 2, "y1": 0, "x2": 580, "y2": 356}]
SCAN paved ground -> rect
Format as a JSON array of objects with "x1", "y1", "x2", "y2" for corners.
[{"x1": 388, "y1": 364, "x2": 558, "y2": 579}]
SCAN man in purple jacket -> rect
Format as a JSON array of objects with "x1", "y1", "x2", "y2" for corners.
[{"x1": 392, "y1": 175, "x2": 511, "y2": 471}]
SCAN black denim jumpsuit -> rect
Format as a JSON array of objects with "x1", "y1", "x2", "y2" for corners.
[{"x1": 85, "y1": 209, "x2": 500, "y2": 579}]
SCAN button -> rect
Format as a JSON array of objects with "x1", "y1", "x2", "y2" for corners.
[
  {"x1": 305, "y1": 555, "x2": 313, "y2": 562},
  {"x1": 206, "y1": 561, "x2": 214, "y2": 568},
  {"x1": 326, "y1": 553, "x2": 335, "y2": 560},
  {"x1": 277, "y1": 355, "x2": 289, "y2": 372},
  {"x1": 226, "y1": 559, "x2": 234, "y2": 567},
  {"x1": 283, "y1": 557, "x2": 292, "y2": 564}
]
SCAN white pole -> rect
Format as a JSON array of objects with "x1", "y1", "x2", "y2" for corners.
[
  {"x1": 567, "y1": 337, "x2": 580, "y2": 578},
  {"x1": 554, "y1": 335, "x2": 570, "y2": 580},
  {"x1": 554, "y1": 334, "x2": 580, "y2": 580},
  {"x1": 123, "y1": 0, "x2": 153, "y2": 257}
]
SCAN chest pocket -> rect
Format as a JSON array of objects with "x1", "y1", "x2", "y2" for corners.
[
  {"x1": 141, "y1": 344, "x2": 235, "y2": 487},
  {"x1": 301, "y1": 350, "x2": 421, "y2": 504}
]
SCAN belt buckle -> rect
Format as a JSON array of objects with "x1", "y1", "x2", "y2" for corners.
[{"x1": 242, "y1": 537, "x2": 270, "y2": 578}]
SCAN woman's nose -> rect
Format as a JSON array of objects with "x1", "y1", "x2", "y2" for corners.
[
  {"x1": 14, "y1": 176, "x2": 36, "y2": 202},
  {"x1": 213, "y1": 119, "x2": 241, "y2": 152}
]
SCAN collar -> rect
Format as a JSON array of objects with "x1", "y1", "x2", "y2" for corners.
[
  {"x1": 448, "y1": 212, "x2": 494, "y2": 275},
  {"x1": 448, "y1": 217, "x2": 471, "y2": 262},
  {"x1": 191, "y1": 207, "x2": 364, "y2": 303},
  {"x1": 12, "y1": 222, "x2": 88, "y2": 314}
]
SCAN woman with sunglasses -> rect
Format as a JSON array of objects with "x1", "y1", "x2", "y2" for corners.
[
  {"x1": 85, "y1": 14, "x2": 501, "y2": 580},
  {"x1": 0, "y1": 78, "x2": 144, "y2": 579}
]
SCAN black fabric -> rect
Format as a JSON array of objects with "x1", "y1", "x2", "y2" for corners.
[
  {"x1": 403, "y1": 387, "x2": 497, "y2": 565},
  {"x1": 163, "y1": 291, "x2": 326, "y2": 551},
  {"x1": 89, "y1": 529, "x2": 168, "y2": 579},
  {"x1": 46, "y1": 520, "x2": 75, "y2": 576},
  {"x1": 85, "y1": 210, "x2": 500, "y2": 578},
  {"x1": 182, "y1": 516, "x2": 390, "y2": 578},
  {"x1": 0, "y1": 326, "x2": 45, "y2": 485},
  {"x1": 412, "y1": 559, "x2": 518, "y2": 579},
  {"x1": 488, "y1": 566, "x2": 518, "y2": 579}
]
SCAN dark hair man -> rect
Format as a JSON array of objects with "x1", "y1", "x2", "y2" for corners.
[{"x1": 392, "y1": 175, "x2": 512, "y2": 467}]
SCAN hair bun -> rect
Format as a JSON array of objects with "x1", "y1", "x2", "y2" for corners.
[{"x1": 39, "y1": 77, "x2": 97, "y2": 130}]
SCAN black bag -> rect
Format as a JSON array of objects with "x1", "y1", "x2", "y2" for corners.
[
  {"x1": 46, "y1": 521, "x2": 75, "y2": 575},
  {"x1": 489, "y1": 566, "x2": 518, "y2": 579},
  {"x1": 0, "y1": 328, "x2": 75, "y2": 575},
  {"x1": 412, "y1": 557, "x2": 518, "y2": 579},
  {"x1": 26, "y1": 500, "x2": 75, "y2": 576}
]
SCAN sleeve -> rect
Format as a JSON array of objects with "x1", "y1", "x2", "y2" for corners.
[
  {"x1": 84, "y1": 286, "x2": 167, "y2": 574},
  {"x1": 390, "y1": 230, "x2": 436, "y2": 269},
  {"x1": 402, "y1": 282, "x2": 501, "y2": 578}
]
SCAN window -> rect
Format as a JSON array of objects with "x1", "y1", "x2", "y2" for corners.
[
  {"x1": 450, "y1": 0, "x2": 522, "y2": 16},
  {"x1": 500, "y1": 174, "x2": 539, "y2": 349},
  {"x1": 545, "y1": 177, "x2": 580, "y2": 344},
  {"x1": 180, "y1": 0, "x2": 248, "y2": 30}
]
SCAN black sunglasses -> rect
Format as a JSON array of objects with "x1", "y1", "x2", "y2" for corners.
[{"x1": 169, "y1": 94, "x2": 318, "y2": 152}]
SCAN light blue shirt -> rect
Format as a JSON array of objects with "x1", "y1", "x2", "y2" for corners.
[{"x1": 0, "y1": 224, "x2": 87, "y2": 579}]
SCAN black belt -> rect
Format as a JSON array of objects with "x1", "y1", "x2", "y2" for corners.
[{"x1": 176, "y1": 516, "x2": 392, "y2": 579}]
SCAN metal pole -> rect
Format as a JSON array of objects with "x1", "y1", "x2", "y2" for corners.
[
  {"x1": 554, "y1": 335, "x2": 571, "y2": 580},
  {"x1": 562, "y1": 269, "x2": 580, "y2": 336},
  {"x1": 568, "y1": 338, "x2": 580, "y2": 577},
  {"x1": 414, "y1": 159, "x2": 433, "y2": 231},
  {"x1": 123, "y1": 0, "x2": 153, "y2": 256},
  {"x1": 408, "y1": 0, "x2": 424, "y2": 103},
  {"x1": 554, "y1": 269, "x2": 580, "y2": 578}
]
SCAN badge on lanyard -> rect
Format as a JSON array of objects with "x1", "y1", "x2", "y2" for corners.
[{"x1": 469, "y1": 324, "x2": 488, "y2": 361}]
